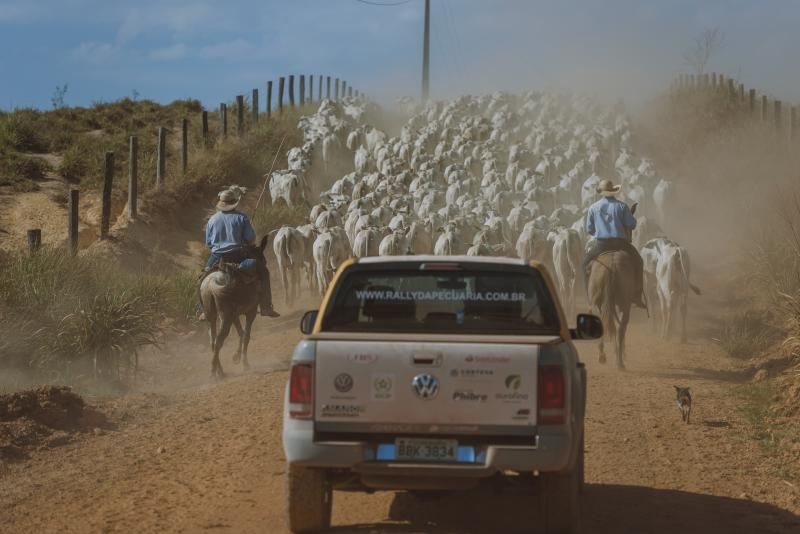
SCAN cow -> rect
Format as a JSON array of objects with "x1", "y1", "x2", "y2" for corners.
[
  {"x1": 272, "y1": 226, "x2": 306, "y2": 306},
  {"x1": 269, "y1": 171, "x2": 306, "y2": 208},
  {"x1": 312, "y1": 229, "x2": 349, "y2": 296},
  {"x1": 379, "y1": 228, "x2": 411, "y2": 256},
  {"x1": 352, "y1": 227, "x2": 385, "y2": 258},
  {"x1": 547, "y1": 227, "x2": 583, "y2": 317},
  {"x1": 645, "y1": 239, "x2": 701, "y2": 342}
]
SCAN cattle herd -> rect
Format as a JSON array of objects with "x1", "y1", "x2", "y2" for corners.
[{"x1": 266, "y1": 92, "x2": 699, "y2": 340}]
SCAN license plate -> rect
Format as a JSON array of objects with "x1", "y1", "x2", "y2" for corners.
[{"x1": 395, "y1": 438, "x2": 458, "y2": 462}]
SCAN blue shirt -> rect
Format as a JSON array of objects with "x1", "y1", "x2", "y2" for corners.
[
  {"x1": 206, "y1": 210, "x2": 256, "y2": 254},
  {"x1": 586, "y1": 197, "x2": 637, "y2": 239}
]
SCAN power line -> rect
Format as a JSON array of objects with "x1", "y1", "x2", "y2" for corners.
[{"x1": 355, "y1": 0, "x2": 413, "y2": 6}]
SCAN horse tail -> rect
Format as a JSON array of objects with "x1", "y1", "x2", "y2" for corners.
[{"x1": 600, "y1": 263, "x2": 617, "y2": 345}]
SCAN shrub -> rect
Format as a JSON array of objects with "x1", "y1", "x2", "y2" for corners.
[
  {"x1": 36, "y1": 292, "x2": 161, "y2": 382},
  {"x1": 0, "y1": 112, "x2": 49, "y2": 152},
  {"x1": 717, "y1": 308, "x2": 784, "y2": 359}
]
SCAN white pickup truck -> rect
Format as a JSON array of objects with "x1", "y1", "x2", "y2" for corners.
[{"x1": 282, "y1": 256, "x2": 601, "y2": 533}]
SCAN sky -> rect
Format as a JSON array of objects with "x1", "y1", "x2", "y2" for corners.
[{"x1": 1, "y1": 0, "x2": 799, "y2": 110}]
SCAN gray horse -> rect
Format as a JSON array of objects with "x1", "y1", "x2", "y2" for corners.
[{"x1": 199, "y1": 236, "x2": 268, "y2": 379}]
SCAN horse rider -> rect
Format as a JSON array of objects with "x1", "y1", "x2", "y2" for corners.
[
  {"x1": 582, "y1": 179, "x2": 646, "y2": 309},
  {"x1": 203, "y1": 186, "x2": 280, "y2": 318}
]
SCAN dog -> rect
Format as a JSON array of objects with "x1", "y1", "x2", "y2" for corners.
[{"x1": 674, "y1": 386, "x2": 692, "y2": 424}]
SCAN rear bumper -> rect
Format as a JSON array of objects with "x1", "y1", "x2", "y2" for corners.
[{"x1": 283, "y1": 418, "x2": 574, "y2": 479}]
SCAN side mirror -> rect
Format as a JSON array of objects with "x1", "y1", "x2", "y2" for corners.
[
  {"x1": 571, "y1": 313, "x2": 603, "y2": 340},
  {"x1": 300, "y1": 310, "x2": 319, "y2": 335}
]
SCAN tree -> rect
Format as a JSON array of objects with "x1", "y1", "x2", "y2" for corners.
[
  {"x1": 51, "y1": 83, "x2": 69, "y2": 109},
  {"x1": 683, "y1": 28, "x2": 725, "y2": 75}
]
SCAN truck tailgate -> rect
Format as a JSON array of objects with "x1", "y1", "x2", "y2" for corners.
[{"x1": 314, "y1": 340, "x2": 539, "y2": 436}]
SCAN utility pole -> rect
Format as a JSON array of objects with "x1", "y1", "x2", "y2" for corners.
[{"x1": 422, "y1": 0, "x2": 430, "y2": 102}]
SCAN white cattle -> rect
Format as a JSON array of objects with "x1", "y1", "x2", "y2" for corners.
[
  {"x1": 269, "y1": 171, "x2": 305, "y2": 208},
  {"x1": 434, "y1": 224, "x2": 462, "y2": 256},
  {"x1": 352, "y1": 227, "x2": 384, "y2": 258},
  {"x1": 379, "y1": 229, "x2": 410, "y2": 256},
  {"x1": 312, "y1": 229, "x2": 349, "y2": 296},
  {"x1": 273, "y1": 226, "x2": 305, "y2": 306},
  {"x1": 407, "y1": 219, "x2": 435, "y2": 254},
  {"x1": 547, "y1": 227, "x2": 583, "y2": 316},
  {"x1": 646, "y1": 239, "x2": 701, "y2": 342},
  {"x1": 653, "y1": 179, "x2": 675, "y2": 229}
]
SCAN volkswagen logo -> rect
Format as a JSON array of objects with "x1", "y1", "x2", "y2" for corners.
[
  {"x1": 412, "y1": 374, "x2": 439, "y2": 400},
  {"x1": 334, "y1": 373, "x2": 354, "y2": 393}
]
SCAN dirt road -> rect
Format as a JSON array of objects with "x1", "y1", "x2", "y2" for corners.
[{"x1": 2, "y1": 305, "x2": 800, "y2": 534}]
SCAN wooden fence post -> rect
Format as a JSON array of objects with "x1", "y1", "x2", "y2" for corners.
[
  {"x1": 252, "y1": 88, "x2": 259, "y2": 123},
  {"x1": 711, "y1": 72, "x2": 717, "y2": 88},
  {"x1": 342, "y1": 81, "x2": 348, "y2": 99},
  {"x1": 790, "y1": 106, "x2": 798, "y2": 141},
  {"x1": 775, "y1": 100, "x2": 782, "y2": 133},
  {"x1": 267, "y1": 81, "x2": 273, "y2": 118},
  {"x1": 348, "y1": 86, "x2": 353, "y2": 98},
  {"x1": 289, "y1": 75, "x2": 295, "y2": 108},
  {"x1": 300, "y1": 75, "x2": 305, "y2": 106},
  {"x1": 128, "y1": 136, "x2": 138, "y2": 219},
  {"x1": 236, "y1": 95, "x2": 244, "y2": 135},
  {"x1": 728, "y1": 78, "x2": 735, "y2": 98},
  {"x1": 201, "y1": 111, "x2": 209, "y2": 148},
  {"x1": 181, "y1": 118, "x2": 188, "y2": 174},
  {"x1": 739, "y1": 83, "x2": 744, "y2": 101},
  {"x1": 761, "y1": 95, "x2": 768, "y2": 122},
  {"x1": 156, "y1": 127, "x2": 166, "y2": 186},
  {"x1": 749, "y1": 89, "x2": 756, "y2": 115},
  {"x1": 27, "y1": 229, "x2": 41, "y2": 253},
  {"x1": 220, "y1": 103, "x2": 228, "y2": 138},
  {"x1": 101, "y1": 151, "x2": 114, "y2": 240},
  {"x1": 335, "y1": 78, "x2": 340, "y2": 100},
  {"x1": 326, "y1": 76, "x2": 331, "y2": 99},
  {"x1": 278, "y1": 77, "x2": 285, "y2": 112},
  {"x1": 68, "y1": 189, "x2": 79, "y2": 256},
  {"x1": 309, "y1": 75, "x2": 314, "y2": 102}
]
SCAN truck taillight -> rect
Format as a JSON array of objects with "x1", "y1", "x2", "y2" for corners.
[
  {"x1": 289, "y1": 363, "x2": 314, "y2": 419},
  {"x1": 538, "y1": 365, "x2": 565, "y2": 425}
]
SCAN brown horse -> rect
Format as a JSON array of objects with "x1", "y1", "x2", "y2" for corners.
[
  {"x1": 588, "y1": 251, "x2": 638, "y2": 369},
  {"x1": 199, "y1": 236, "x2": 268, "y2": 379}
]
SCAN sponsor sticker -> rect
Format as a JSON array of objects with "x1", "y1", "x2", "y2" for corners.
[
  {"x1": 452, "y1": 390, "x2": 488, "y2": 402},
  {"x1": 512, "y1": 408, "x2": 532, "y2": 421},
  {"x1": 320, "y1": 404, "x2": 365, "y2": 418},
  {"x1": 371, "y1": 373, "x2": 395, "y2": 401},
  {"x1": 348, "y1": 353, "x2": 377, "y2": 364},
  {"x1": 450, "y1": 368, "x2": 494, "y2": 379},
  {"x1": 496, "y1": 374, "x2": 530, "y2": 404},
  {"x1": 464, "y1": 355, "x2": 512, "y2": 364},
  {"x1": 334, "y1": 373, "x2": 354, "y2": 393}
]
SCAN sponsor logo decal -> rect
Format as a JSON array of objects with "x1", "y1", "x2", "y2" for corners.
[
  {"x1": 372, "y1": 373, "x2": 394, "y2": 401},
  {"x1": 348, "y1": 353, "x2": 377, "y2": 364},
  {"x1": 412, "y1": 374, "x2": 440, "y2": 400},
  {"x1": 505, "y1": 374, "x2": 522, "y2": 390},
  {"x1": 450, "y1": 368, "x2": 494, "y2": 379},
  {"x1": 497, "y1": 373, "x2": 530, "y2": 403},
  {"x1": 334, "y1": 373, "x2": 354, "y2": 393},
  {"x1": 464, "y1": 355, "x2": 512, "y2": 364},
  {"x1": 452, "y1": 390, "x2": 488, "y2": 402},
  {"x1": 512, "y1": 408, "x2": 532, "y2": 421},
  {"x1": 320, "y1": 404, "x2": 365, "y2": 418}
]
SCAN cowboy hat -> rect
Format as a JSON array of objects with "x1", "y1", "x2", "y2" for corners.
[
  {"x1": 596, "y1": 179, "x2": 621, "y2": 197},
  {"x1": 216, "y1": 185, "x2": 247, "y2": 212}
]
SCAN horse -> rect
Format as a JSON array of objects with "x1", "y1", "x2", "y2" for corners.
[
  {"x1": 199, "y1": 236, "x2": 268, "y2": 379},
  {"x1": 587, "y1": 250, "x2": 638, "y2": 369}
]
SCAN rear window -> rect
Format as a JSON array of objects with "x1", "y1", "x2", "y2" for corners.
[{"x1": 321, "y1": 268, "x2": 561, "y2": 335}]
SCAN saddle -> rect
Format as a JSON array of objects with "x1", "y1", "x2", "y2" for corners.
[{"x1": 200, "y1": 259, "x2": 259, "y2": 285}]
